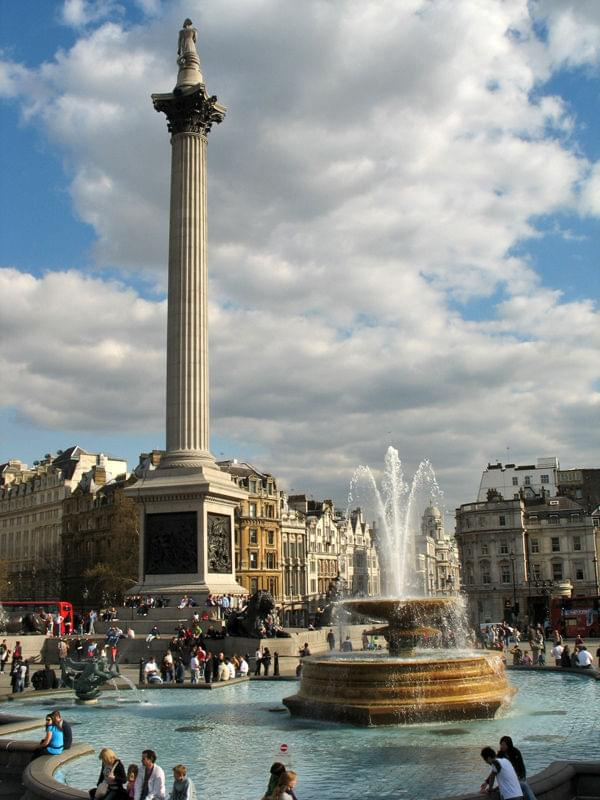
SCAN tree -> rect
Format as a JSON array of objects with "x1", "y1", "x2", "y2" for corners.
[{"x1": 83, "y1": 489, "x2": 139, "y2": 606}]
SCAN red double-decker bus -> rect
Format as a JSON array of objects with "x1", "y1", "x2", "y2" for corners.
[
  {"x1": 550, "y1": 596, "x2": 600, "y2": 639},
  {"x1": 0, "y1": 600, "x2": 74, "y2": 635}
]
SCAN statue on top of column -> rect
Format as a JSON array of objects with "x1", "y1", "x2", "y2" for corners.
[
  {"x1": 175, "y1": 18, "x2": 203, "y2": 89},
  {"x1": 178, "y1": 19, "x2": 200, "y2": 66}
]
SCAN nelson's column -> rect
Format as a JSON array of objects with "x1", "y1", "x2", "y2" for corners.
[{"x1": 127, "y1": 19, "x2": 246, "y2": 599}]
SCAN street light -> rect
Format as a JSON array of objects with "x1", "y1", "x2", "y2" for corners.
[
  {"x1": 593, "y1": 555, "x2": 599, "y2": 598},
  {"x1": 510, "y1": 552, "x2": 518, "y2": 622}
]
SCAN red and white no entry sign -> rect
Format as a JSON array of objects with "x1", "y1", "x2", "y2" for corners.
[{"x1": 280, "y1": 743, "x2": 288, "y2": 753}]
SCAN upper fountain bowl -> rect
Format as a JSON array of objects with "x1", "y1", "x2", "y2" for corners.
[{"x1": 342, "y1": 596, "x2": 455, "y2": 628}]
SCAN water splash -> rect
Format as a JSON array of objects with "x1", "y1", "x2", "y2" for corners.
[{"x1": 348, "y1": 446, "x2": 444, "y2": 597}]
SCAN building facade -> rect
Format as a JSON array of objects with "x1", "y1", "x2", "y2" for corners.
[
  {"x1": 218, "y1": 461, "x2": 282, "y2": 598},
  {"x1": 455, "y1": 494, "x2": 599, "y2": 628},
  {"x1": 477, "y1": 457, "x2": 560, "y2": 502},
  {"x1": 0, "y1": 447, "x2": 127, "y2": 600},
  {"x1": 417, "y1": 506, "x2": 460, "y2": 596},
  {"x1": 280, "y1": 499, "x2": 308, "y2": 626},
  {"x1": 61, "y1": 466, "x2": 138, "y2": 605}
]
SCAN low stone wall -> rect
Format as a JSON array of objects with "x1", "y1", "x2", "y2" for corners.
[
  {"x1": 445, "y1": 760, "x2": 600, "y2": 800},
  {"x1": 21, "y1": 744, "x2": 93, "y2": 800}
]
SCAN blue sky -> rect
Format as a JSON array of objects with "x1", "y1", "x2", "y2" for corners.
[{"x1": 1, "y1": 0, "x2": 599, "y2": 513}]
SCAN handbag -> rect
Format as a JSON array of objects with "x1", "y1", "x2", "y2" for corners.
[{"x1": 95, "y1": 781, "x2": 109, "y2": 800}]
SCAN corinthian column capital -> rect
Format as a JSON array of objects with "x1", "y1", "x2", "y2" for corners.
[{"x1": 152, "y1": 85, "x2": 227, "y2": 137}]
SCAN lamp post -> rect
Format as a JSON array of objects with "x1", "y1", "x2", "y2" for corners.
[
  {"x1": 593, "y1": 555, "x2": 599, "y2": 598},
  {"x1": 510, "y1": 552, "x2": 518, "y2": 624}
]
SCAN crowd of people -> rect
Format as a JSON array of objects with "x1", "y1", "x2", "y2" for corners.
[
  {"x1": 479, "y1": 622, "x2": 600, "y2": 670},
  {"x1": 142, "y1": 648, "x2": 251, "y2": 684},
  {"x1": 86, "y1": 748, "x2": 196, "y2": 800}
]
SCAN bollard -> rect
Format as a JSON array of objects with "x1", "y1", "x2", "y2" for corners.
[
  {"x1": 139, "y1": 657, "x2": 144, "y2": 684},
  {"x1": 273, "y1": 651, "x2": 280, "y2": 677}
]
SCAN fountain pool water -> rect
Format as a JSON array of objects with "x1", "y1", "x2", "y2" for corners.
[{"x1": 8, "y1": 674, "x2": 600, "y2": 800}]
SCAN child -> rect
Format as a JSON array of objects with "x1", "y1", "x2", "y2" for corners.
[
  {"x1": 168, "y1": 764, "x2": 197, "y2": 800},
  {"x1": 126, "y1": 764, "x2": 138, "y2": 799}
]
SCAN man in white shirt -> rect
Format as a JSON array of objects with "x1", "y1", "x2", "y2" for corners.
[
  {"x1": 144, "y1": 658, "x2": 163, "y2": 684},
  {"x1": 226, "y1": 658, "x2": 236, "y2": 680},
  {"x1": 576, "y1": 646, "x2": 593, "y2": 668},
  {"x1": 238, "y1": 656, "x2": 249, "y2": 677},
  {"x1": 550, "y1": 642, "x2": 563, "y2": 665},
  {"x1": 480, "y1": 747, "x2": 523, "y2": 799},
  {"x1": 134, "y1": 749, "x2": 166, "y2": 800},
  {"x1": 189, "y1": 654, "x2": 200, "y2": 684}
]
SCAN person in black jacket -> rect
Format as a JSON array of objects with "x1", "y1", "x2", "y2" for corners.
[
  {"x1": 89, "y1": 747, "x2": 127, "y2": 800},
  {"x1": 499, "y1": 735, "x2": 537, "y2": 800},
  {"x1": 52, "y1": 711, "x2": 72, "y2": 750}
]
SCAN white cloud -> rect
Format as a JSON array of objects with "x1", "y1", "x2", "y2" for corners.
[
  {"x1": 60, "y1": 0, "x2": 124, "y2": 28},
  {"x1": 1, "y1": 0, "x2": 599, "y2": 510}
]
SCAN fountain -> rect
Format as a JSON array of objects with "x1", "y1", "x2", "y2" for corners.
[
  {"x1": 60, "y1": 655, "x2": 116, "y2": 704},
  {"x1": 283, "y1": 447, "x2": 515, "y2": 725}
]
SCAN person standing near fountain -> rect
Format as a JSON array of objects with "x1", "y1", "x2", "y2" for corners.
[
  {"x1": 498, "y1": 736, "x2": 537, "y2": 800},
  {"x1": 327, "y1": 629, "x2": 336, "y2": 650},
  {"x1": 480, "y1": 747, "x2": 523, "y2": 800}
]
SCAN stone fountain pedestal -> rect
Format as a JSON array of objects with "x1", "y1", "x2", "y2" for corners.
[{"x1": 283, "y1": 598, "x2": 516, "y2": 726}]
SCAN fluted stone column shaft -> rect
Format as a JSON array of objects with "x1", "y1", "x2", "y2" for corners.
[{"x1": 165, "y1": 130, "x2": 210, "y2": 461}]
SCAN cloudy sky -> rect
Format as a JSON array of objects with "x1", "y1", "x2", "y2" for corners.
[{"x1": 1, "y1": 0, "x2": 599, "y2": 520}]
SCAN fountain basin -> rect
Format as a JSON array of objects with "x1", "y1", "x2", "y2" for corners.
[{"x1": 283, "y1": 651, "x2": 515, "y2": 726}]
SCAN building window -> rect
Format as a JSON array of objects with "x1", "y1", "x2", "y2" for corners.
[
  {"x1": 570, "y1": 513, "x2": 580, "y2": 523},
  {"x1": 481, "y1": 543, "x2": 488, "y2": 555},
  {"x1": 481, "y1": 562, "x2": 491, "y2": 584},
  {"x1": 530, "y1": 539, "x2": 540, "y2": 554},
  {"x1": 266, "y1": 552, "x2": 275, "y2": 570},
  {"x1": 248, "y1": 503, "x2": 257, "y2": 518},
  {"x1": 575, "y1": 565, "x2": 584, "y2": 581},
  {"x1": 524, "y1": 476, "x2": 531, "y2": 486},
  {"x1": 499, "y1": 515, "x2": 506, "y2": 526},
  {"x1": 499, "y1": 541, "x2": 509, "y2": 554},
  {"x1": 249, "y1": 479, "x2": 257, "y2": 493},
  {"x1": 310, "y1": 579, "x2": 316, "y2": 593},
  {"x1": 249, "y1": 528, "x2": 258, "y2": 544},
  {"x1": 250, "y1": 578, "x2": 258, "y2": 593},
  {"x1": 552, "y1": 562, "x2": 563, "y2": 581},
  {"x1": 267, "y1": 531, "x2": 274, "y2": 546},
  {"x1": 512, "y1": 477, "x2": 518, "y2": 486},
  {"x1": 249, "y1": 552, "x2": 258, "y2": 569},
  {"x1": 573, "y1": 536, "x2": 582, "y2": 551},
  {"x1": 531, "y1": 563, "x2": 541, "y2": 580},
  {"x1": 541, "y1": 474, "x2": 549, "y2": 484},
  {"x1": 549, "y1": 514, "x2": 559, "y2": 524},
  {"x1": 500, "y1": 565, "x2": 511, "y2": 584},
  {"x1": 551, "y1": 537, "x2": 560, "y2": 552}
]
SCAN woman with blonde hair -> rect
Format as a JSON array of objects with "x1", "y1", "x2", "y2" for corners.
[
  {"x1": 272, "y1": 770, "x2": 298, "y2": 800},
  {"x1": 89, "y1": 747, "x2": 127, "y2": 800}
]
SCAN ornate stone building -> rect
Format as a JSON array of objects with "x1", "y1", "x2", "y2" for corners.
[
  {"x1": 0, "y1": 447, "x2": 127, "y2": 600},
  {"x1": 61, "y1": 466, "x2": 138, "y2": 605},
  {"x1": 280, "y1": 498, "x2": 308, "y2": 626},
  {"x1": 417, "y1": 506, "x2": 460, "y2": 596},
  {"x1": 336, "y1": 508, "x2": 380, "y2": 597},
  {"x1": 217, "y1": 461, "x2": 282, "y2": 597},
  {"x1": 455, "y1": 493, "x2": 598, "y2": 627}
]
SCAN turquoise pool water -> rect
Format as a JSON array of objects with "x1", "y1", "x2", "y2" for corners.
[{"x1": 9, "y1": 671, "x2": 599, "y2": 800}]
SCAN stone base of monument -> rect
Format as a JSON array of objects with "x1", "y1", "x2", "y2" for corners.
[{"x1": 125, "y1": 464, "x2": 247, "y2": 599}]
